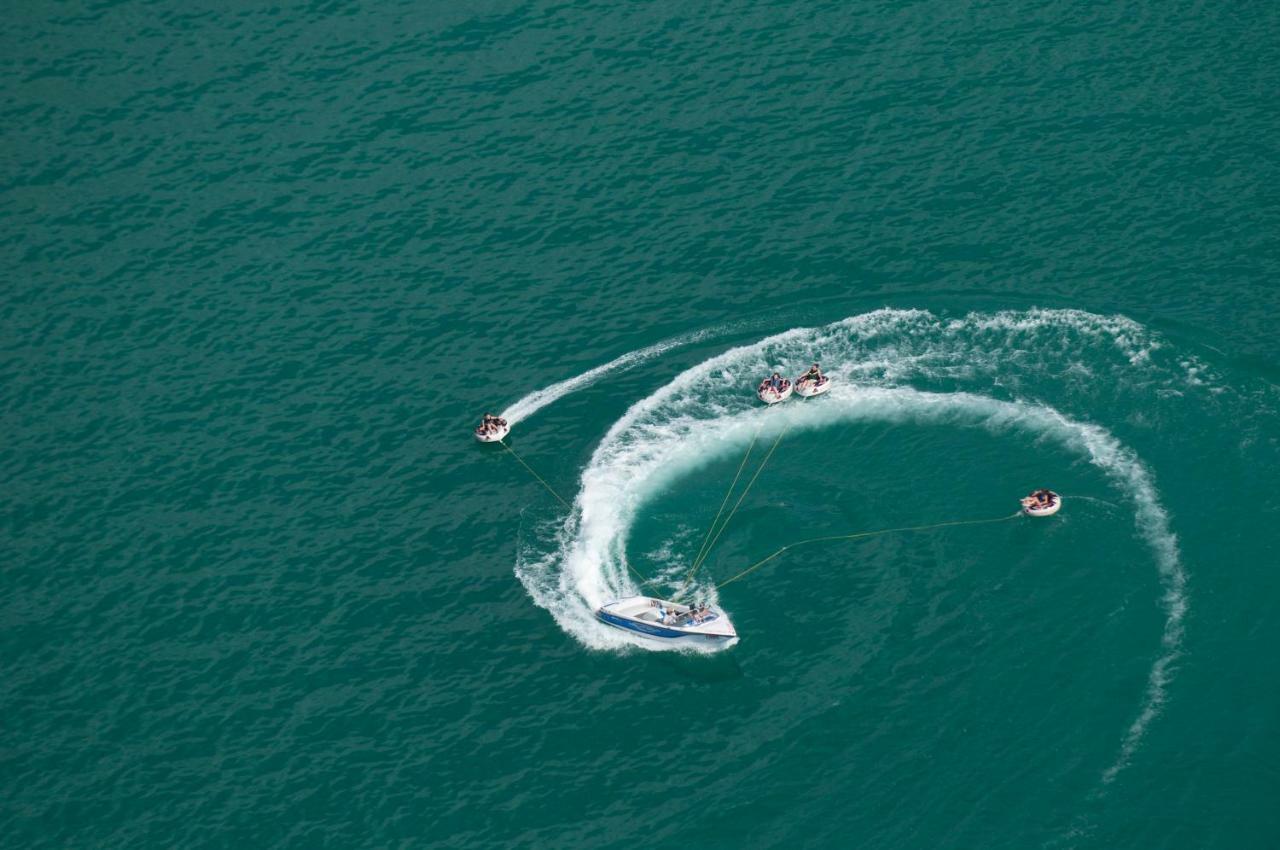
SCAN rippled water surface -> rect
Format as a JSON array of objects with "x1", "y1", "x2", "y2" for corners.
[{"x1": 4, "y1": 1, "x2": 1280, "y2": 848}]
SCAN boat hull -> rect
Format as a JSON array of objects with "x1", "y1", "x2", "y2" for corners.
[{"x1": 595, "y1": 596, "x2": 737, "y2": 644}]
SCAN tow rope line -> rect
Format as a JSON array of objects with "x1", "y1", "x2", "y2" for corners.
[
  {"x1": 687, "y1": 421, "x2": 764, "y2": 578},
  {"x1": 678, "y1": 419, "x2": 792, "y2": 598},
  {"x1": 498, "y1": 439, "x2": 660, "y2": 587},
  {"x1": 713, "y1": 511, "x2": 1024, "y2": 589},
  {"x1": 492, "y1": 402, "x2": 1032, "y2": 598},
  {"x1": 499, "y1": 439, "x2": 571, "y2": 511}
]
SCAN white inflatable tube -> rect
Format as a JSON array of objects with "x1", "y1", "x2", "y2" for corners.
[
  {"x1": 475, "y1": 423, "x2": 510, "y2": 443},
  {"x1": 757, "y1": 381, "x2": 793, "y2": 404},
  {"x1": 795, "y1": 377, "x2": 831, "y2": 398},
  {"x1": 1022, "y1": 492, "x2": 1062, "y2": 516}
]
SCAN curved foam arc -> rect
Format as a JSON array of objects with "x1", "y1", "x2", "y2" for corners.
[
  {"x1": 516, "y1": 383, "x2": 1185, "y2": 778},
  {"x1": 514, "y1": 308, "x2": 1187, "y2": 779},
  {"x1": 500, "y1": 325, "x2": 729, "y2": 425}
]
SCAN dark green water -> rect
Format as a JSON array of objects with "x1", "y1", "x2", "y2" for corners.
[{"x1": 4, "y1": 2, "x2": 1279, "y2": 848}]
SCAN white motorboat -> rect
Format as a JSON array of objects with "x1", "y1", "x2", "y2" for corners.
[
  {"x1": 757, "y1": 379, "x2": 792, "y2": 404},
  {"x1": 474, "y1": 422, "x2": 510, "y2": 443},
  {"x1": 1022, "y1": 490, "x2": 1061, "y2": 516},
  {"x1": 596, "y1": 596, "x2": 738, "y2": 644},
  {"x1": 795, "y1": 376, "x2": 831, "y2": 397}
]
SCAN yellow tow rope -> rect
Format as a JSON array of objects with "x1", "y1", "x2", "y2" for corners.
[
  {"x1": 499, "y1": 439, "x2": 570, "y2": 510},
  {"x1": 498, "y1": 438, "x2": 657, "y2": 587},
  {"x1": 687, "y1": 424, "x2": 763, "y2": 576},
  {"x1": 677, "y1": 420, "x2": 792, "y2": 598},
  {"x1": 493, "y1": 413, "x2": 1025, "y2": 598},
  {"x1": 714, "y1": 511, "x2": 1024, "y2": 589}
]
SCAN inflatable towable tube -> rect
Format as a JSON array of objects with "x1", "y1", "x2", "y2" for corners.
[
  {"x1": 1022, "y1": 490, "x2": 1061, "y2": 517},
  {"x1": 475, "y1": 422, "x2": 510, "y2": 443},
  {"x1": 795, "y1": 377, "x2": 831, "y2": 398},
  {"x1": 757, "y1": 380, "x2": 793, "y2": 404}
]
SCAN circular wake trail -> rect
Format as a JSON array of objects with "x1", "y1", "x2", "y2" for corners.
[{"x1": 513, "y1": 308, "x2": 1194, "y2": 782}]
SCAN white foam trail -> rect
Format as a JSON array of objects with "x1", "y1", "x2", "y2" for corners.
[
  {"x1": 513, "y1": 308, "x2": 1188, "y2": 774},
  {"x1": 500, "y1": 326, "x2": 728, "y2": 425},
  {"x1": 954, "y1": 307, "x2": 1160, "y2": 365}
]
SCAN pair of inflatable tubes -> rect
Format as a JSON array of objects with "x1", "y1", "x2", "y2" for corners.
[{"x1": 758, "y1": 376, "x2": 830, "y2": 404}]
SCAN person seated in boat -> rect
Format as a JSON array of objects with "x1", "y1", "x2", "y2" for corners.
[
  {"x1": 1022, "y1": 489, "x2": 1054, "y2": 508},
  {"x1": 770, "y1": 372, "x2": 785, "y2": 391},
  {"x1": 800, "y1": 363, "x2": 824, "y2": 386}
]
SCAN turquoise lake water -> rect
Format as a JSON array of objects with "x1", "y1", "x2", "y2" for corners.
[{"x1": 4, "y1": 2, "x2": 1280, "y2": 848}]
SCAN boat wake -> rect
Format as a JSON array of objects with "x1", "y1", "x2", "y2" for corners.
[
  {"x1": 500, "y1": 324, "x2": 737, "y2": 425},
  {"x1": 512, "y1": 308, "x2": 1196, "y2": 782}
]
